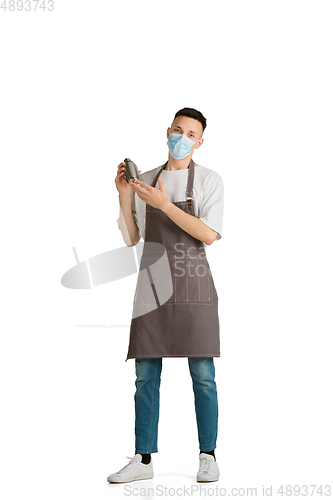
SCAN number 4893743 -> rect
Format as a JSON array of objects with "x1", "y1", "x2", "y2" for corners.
[{"x1": 0, "y1": 1, "x2": 55, "y2": 11}]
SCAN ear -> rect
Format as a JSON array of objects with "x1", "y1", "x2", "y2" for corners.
[
  {"x1": 167, "y1": 127, "x2": 171, "y2": 139},
  {"x1": 196, "y1": 138, "x2": 204, "y2": 149}
]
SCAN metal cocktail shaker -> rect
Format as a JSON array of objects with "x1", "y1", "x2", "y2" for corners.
[{"x1": 124, "y1": 158, "x2": 140, "y2": 184}]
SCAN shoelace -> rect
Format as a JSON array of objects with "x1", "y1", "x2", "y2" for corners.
[
  {"x1": 116, "y1": 456, "x2": 137, "y2": 474},
  {"x1": 199, "y1": 457, "x2": 213, "y2": 473}
]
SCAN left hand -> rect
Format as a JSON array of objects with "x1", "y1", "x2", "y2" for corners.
[{"x1": 130, "y1": 176, "x2": 169, "y2": 210}]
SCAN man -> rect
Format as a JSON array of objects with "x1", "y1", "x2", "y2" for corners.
[{"x1": 108, "y1": 108, "x2": 224, "y2": 483}]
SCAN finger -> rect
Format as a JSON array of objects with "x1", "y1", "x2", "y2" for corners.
[
  {"x1": 130, "y1": 181, "x2": 145, "y2": 195},
  {"x1": 132, "y1": 179, "x2": 151, "y2": 190},
  {"x1": 132, "y1": 186, "x2": 147, "y2": 202},
  {"x1": 116, "y1": 172, "x2": 125, "y2": 180},
  {"x1": 115, "y1": 174, "x2": 124, "y2": 184},
  {"x1": 116, "y1": 169, "x2": 127, "y2": 182},
  {"x1": 156, "y1": 176, "x2": 165, "y2": 191},
  {"x1": 136, "y1": 192, "x2": 146, "y2": 202},
  {"x1": 132, "y1": 181, "x2": 146, "y2": 192}
]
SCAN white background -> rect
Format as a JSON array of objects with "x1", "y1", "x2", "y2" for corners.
[{"x1": 1, "y1": 1, "x2": 332, "y2": 498}]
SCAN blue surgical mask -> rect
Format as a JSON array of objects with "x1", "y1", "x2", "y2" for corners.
[{"x1": 166, "y1": 133, "x2": 200, "y2": 160}]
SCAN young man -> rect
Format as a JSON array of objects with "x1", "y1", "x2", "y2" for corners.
[{"x1": 109, "y1": 108, "x2": 224, "y2": 483}]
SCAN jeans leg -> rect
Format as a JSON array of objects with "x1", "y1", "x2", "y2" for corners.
[
  {"x1": 188, "y1": 357, "x2": 218, "y2": 451},
  {"x1": 134, "y1": 358, "x2": 162, "y2": 454}
]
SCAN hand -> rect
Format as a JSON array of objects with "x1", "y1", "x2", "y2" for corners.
[
  {"x1": 130, "y1": 175, "x2": 169, "y2": 210},
  {"x1": 115, "y1": 161, "x2": 141, "y2": 197}
]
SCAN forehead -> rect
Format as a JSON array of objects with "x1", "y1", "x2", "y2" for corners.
[{"x1": 172, "y1": 115, "x2": 203, "y2": 135}]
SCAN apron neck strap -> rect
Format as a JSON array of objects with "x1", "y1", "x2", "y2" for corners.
[{"x1": 151, "y1": 158, "x2": 195, "y2": 201}]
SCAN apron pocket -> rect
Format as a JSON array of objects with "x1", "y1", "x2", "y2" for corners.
[{"x1": 167, "y1": 254, "x2": 212, "y2": 304}]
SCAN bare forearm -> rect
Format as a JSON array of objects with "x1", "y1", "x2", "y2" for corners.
[
  {"x1": 118, "y1": 194, "x2": 140, "y2": 246},
  {"x1": 161, "y1": 200, "x2": 217, "y2": 245}
]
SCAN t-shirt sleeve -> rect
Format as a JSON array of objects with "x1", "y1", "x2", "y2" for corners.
[
  {"x1": 199, "y1": 172, "x2": 224, "y2": 242},
  {"x1": 116, "y1": 190, "x2": 140, "y2": 238}
]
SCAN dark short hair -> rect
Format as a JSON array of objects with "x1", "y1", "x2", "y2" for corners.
[{"x1": 172, "y1": 107, "x2": 207, "y2": 136}]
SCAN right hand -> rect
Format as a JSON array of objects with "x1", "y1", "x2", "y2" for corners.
[{"x1": 115, "y1": 161, "x2": 141, "y2": 197}]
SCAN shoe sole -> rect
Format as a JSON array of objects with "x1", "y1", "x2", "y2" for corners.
[
  {"x1": 107, "y1": 475, "x2": 154, "y2": 484},
  {"x1": 197, "y1": 477, "x2": 219, "y2": 482}
]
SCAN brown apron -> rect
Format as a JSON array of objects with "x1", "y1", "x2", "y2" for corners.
[{"x1": 125, "y1": 158, "x2": 220, "y2": 361}]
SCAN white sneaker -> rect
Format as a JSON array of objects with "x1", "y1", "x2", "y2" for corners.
[
  {"x1": 107, "y1": 454, "x2": 154, "y2": 483},
  {"x1": 196, "y1": 453, "x2": 220, "y2": 482}
]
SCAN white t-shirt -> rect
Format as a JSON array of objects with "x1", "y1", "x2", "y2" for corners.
[{"x1": 116, "y1": 163, "x2": 224, "y2": 246}]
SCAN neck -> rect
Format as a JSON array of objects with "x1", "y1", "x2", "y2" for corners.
[{"x1": 165, "y1": 153, "x2": 194, "y2": 171}]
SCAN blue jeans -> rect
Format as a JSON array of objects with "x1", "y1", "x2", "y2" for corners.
[{"x1": 134, "y1": 357, "x2": 218, "y2": 454}]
